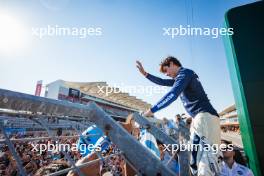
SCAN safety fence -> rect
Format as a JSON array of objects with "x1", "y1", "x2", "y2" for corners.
[{"x1": 0, "y1": 89, "x2": 190, "y2": 176}]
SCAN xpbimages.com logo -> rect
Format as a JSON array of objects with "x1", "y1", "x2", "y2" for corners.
[
  {"x1": 163, "y1": 142, "x2": 234, "y2": 154},
  {"x1": 31, "y1": 141, "x2": 101, "y2": 155},
  {"x1": 96, "y1": 83, "x2": 169, "y2": 97},
  {"x1": 163, "y1": 25, "x2": 234, "y2": 39},
  {"x1": 32, "y1": 25, "x2": 103, "y2": 39}
]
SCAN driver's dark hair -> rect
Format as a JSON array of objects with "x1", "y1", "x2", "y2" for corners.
[{"x1": 160, "y1": 56, "x2": 182, "y2": 73}]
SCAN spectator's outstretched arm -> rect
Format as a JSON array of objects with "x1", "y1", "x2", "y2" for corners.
[{"x1": 151, "y1": 69, "x2": 192, "y2": 113}]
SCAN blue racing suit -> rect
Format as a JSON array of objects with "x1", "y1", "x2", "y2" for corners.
[{"x1": 147, "y1": 67, "x2": 218, "y2": 118}]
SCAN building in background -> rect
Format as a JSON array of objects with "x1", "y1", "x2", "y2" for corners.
[
  {"x1": 219, "y1": 104, "x2": 240, "y2": 133},
  {"x1": 45, "y1": 80, "x2": 152, "y2": 121}
]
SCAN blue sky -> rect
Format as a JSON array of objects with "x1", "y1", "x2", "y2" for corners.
[{"x1": 0, "y1": 0, "x2": 256, "y2": 119}]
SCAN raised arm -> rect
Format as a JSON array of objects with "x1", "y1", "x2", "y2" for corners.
[
  {"x1": 146, "y1": 73, "x2": 175, "y2": 86},
  {"x1": 136, "y1": 60, "x2": 174, "y2": 86},
  {"x1": 150, "y1": 69, "x2": 192, "y2": 113}
]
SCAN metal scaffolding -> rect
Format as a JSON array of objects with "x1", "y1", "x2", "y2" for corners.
[{"x1": 0, "y1": 88, "x2": 190, "y2": 176}]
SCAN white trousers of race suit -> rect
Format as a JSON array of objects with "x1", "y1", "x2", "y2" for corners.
[{"x1": 189, "y1": 112, "x2": 222, "y2": 176}]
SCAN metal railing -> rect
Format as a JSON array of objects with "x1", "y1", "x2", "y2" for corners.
[{"x1": 0, "y1": 88, "x2": 190, "y2": 176}]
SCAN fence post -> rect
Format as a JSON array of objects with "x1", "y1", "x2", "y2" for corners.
[{"x1": 178, "y1": 120, "x2": 190, "y2": 176}]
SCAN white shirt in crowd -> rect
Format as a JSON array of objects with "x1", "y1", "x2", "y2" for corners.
[{"x1": 221, "y1": 161, "x2": 254, "y2": 176}]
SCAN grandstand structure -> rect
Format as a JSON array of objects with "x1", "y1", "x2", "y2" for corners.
[
  {"x1": 219, "y1": 104, "x2": 240, "y2": 132},
  {"x1": 0, "y1": 79, "x2": 154, "y2": 135},
  {"x1": 44, "y1": 80, "x2": 152, "y2": 121},
  {"x1": 219, "y1": 104, "x2": 243, "y2": 148}
]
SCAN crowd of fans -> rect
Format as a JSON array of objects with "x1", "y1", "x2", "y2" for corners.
[
  {"x1": 0, "y1": 114, "x2": 254, "y2": 176},
  {"x1": 0, "y1": 131, "x2": 82, "y2": 175},
  {"x1": 0, "y1": 114, "x2": 190, "y2": 176}
]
